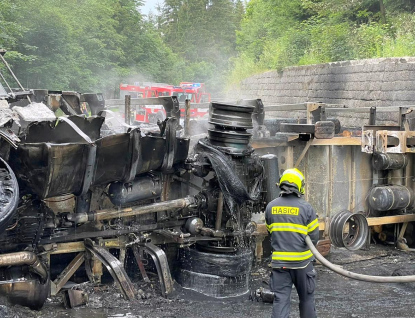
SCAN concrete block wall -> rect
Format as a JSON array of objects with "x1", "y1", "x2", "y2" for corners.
[{"x1": 228, "y1": 58, "x2": 415, "y2": 126}]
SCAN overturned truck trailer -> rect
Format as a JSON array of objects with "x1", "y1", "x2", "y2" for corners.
[
  {"x1": 1, "y1": 47, "x2": 415, "y2": 310},
  {"x1": 250, "y1": 100, "x2": 415, "y2": 256},
  {"x1": 0, "y1": 50, "x2": 270, "y2": 309}
]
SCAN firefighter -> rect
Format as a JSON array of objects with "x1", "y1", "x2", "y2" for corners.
[{"x1": 265, "y1": 168, "x2": 319, "y2": 318}]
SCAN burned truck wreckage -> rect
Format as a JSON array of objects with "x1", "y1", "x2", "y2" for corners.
[
  {"x1": 4, "y1": 48, "x2": 415, "y2": 312},
  {"x1": 0, "y1": 50, "x2": 270, "y2": 309}
]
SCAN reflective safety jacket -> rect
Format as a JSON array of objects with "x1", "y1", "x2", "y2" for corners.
[{"x1": 265, "y1": 193, "x2": 319, "y2": 269}]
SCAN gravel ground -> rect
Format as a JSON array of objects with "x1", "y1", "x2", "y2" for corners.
[{"x1": 2, "y1": 244, "x2": 415, "y2": 318}]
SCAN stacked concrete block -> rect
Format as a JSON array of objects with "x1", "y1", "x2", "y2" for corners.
[{"x1": 228, "y1": 58, "x2": 415, "y2": 127}]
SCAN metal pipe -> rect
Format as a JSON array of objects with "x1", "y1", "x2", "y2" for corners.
[
  {"x1": 124, "y1": 94, "x2": 131, "y2": 125},
  {"x1": 184, "y1": 99, "x2": 191, "y2": 137},
  {"x1": 261, "y1": 154, "x2": 280, "y2": 202},
  {"x1": 0, "y1": 251, "x2": 48, "y2": 283},
  {"x1": 0, "y1": 71, "x2": 13, "y2": 93},
  {"x1": 92, "y1": 196, "x2": 195, "y2": 221},
  {"x1": 0, "y1": 53, "x2": 31, "y2": 103},
  {"x1": 306, "y1": 236, "x2": 415, "y2": 283},
  {"x1": 215, "y1": 192, "x2": 224, "y2": 231}
]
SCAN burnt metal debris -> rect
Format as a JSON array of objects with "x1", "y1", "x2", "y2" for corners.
[{"x1": 1, "y1": 49, "x2": 415, "y2": 311}]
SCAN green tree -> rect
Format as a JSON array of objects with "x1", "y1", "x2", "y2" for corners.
[
  {"x1": 2, "y1": 0, "x2": 185, "y2": 96},
  {"x1": 158, "y1": 0, "x2": 244, "y2": 93},
  {"x1": 230, "y1": 0, "x2": 415, "y2": 84}
]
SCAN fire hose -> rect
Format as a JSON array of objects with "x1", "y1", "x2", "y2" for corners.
[{"x1": 305, "y1": 235, "x2": 415, "y2": 283}]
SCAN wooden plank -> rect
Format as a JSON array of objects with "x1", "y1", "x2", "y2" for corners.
[
  {"x1": 251, "y1": 137, "x2": 361, "y2": 149},
  {"x1": 264, "y1": 103, "x2": 307, "y2": 111},
  {"x1": 255, "y1": 214, "x2": 415, "y2": 236},
  {"x1": 367, "y1": 214, "x2": 415, "y2": 226},
  {"x1": 251, "y1": 140, "x2": 288, "y2": 149},
  {"x1": 311, "y1": 137, "x2": 361, "y2": 146},
  {"x1": 47, "y1": 242, "x2": 85, "y2": 254},
  {"x1": 51, "y1": 252, "x2": 85, "y2": 295},
  {"x1": 44, "y1": 238, "x2": 121, "y2": 254}
]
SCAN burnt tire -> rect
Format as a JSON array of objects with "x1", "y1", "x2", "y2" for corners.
[
  {"x1": 179, "y1": 247, "x2": 253, "y2": 277},
  {"x1": 314, "y1": 121, "x2": 335, "y2": 139},
  {"x1": 0, "y1": 158, "x2": 19, "y2": 234}
]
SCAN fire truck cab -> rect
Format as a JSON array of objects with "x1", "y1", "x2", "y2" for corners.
[{"x1": 119, "y1": 82, "x2": 211, "y2": 123}]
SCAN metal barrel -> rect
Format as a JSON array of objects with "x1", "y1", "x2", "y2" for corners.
[
  {"x1": 261, "y1": 154, "x2": 280, "y2": 203},
  {"x1": 368, "y1": 185, "x2": 414, "y2": 212},
  {"x1": 372, "y1": 153, "x2": 408, "y2": 170},
  {"x1": 108, "y1": 175, "x2": 162, "y2": 206}
]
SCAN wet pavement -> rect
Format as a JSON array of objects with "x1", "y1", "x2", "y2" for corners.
[{"x1": 2, "y1": 244, "x2": 415, "y2": 318}]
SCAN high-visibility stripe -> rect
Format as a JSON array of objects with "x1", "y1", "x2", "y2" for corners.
[
  {"x1": 272, "y1": 250, "x2": 313, "y2": 261},
  {"x1": 269, "y1": 227, "x2": 308, "y2": 235},
  {"x1": 267, "y1": 222, "x2": 308, "y2": 235},
  {"x1": 273, "y1": 250, "x2": 312, "y2": 255},
  {"x1": 268, "y1": 222, "x2": 307, "y2": 230},
  {"x1": 307, "y1": 218, "x2": 319, "y2": 232}
]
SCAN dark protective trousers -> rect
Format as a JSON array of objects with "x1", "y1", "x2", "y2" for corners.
[{"x1": 269, "y1": 262, "x2": 317, "y2": 318}]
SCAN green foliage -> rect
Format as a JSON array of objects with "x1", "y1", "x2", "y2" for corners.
[
  {"x1": 0, "y1": 0, "x2": 190, "y2": 95},
  {"x1": 228, "y1": 52, "x2": 266, "y2": 86},
  {"x1": 350, "y1": 23, "x2": 389, "y2": 58},
  {"x1": 0, "y1": 0, "x2": 244, "y2": 96},
  {"x1": 158, "y1": 0, "x2": 245, "y2": 94},
  {"x1": 300, "y1": 19, "x2": 353, "y2": 64},
  {"x1": 229, "y1": 0, "x2": 415, "y2": 85},
  {"x1": 3, "y1": 0, "x2": 415, "y2": 95}
]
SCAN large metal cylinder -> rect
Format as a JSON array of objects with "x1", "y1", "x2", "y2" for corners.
[
  {"x1": 261, "y1": 154, "x2": 280, "y2": 203},
  {"x1": 0, "y1": 279, "x2": 50, "y2": 310},
  {"x1": 368, "y1": 185, "x2": 414, "y2": 212},
  {"x1": 372, "y1": 153, "x2": 408, "y2": 170},
  {"x1": 108, "y1": 175, "x2": 162, "y2": 206}
]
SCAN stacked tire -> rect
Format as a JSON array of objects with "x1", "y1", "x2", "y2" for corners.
[{"x1": 177, "y1": 247, "x2": 253, "y2": 298}]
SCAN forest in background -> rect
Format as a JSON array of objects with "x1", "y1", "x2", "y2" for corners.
[{"x1": 1, "y1": 0, "x2": 415, "y2": 97}]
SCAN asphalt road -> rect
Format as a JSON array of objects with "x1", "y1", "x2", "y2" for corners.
[{"x1": 2, "y1": 244, "x2": 415, "y2": 318}]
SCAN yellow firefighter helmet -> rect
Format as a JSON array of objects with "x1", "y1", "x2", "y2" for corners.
[{"x1": 278, "y1": 168, "x2": 305, "y2": 194}]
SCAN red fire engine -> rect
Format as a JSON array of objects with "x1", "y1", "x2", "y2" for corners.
[{"x1": 119, "y1": 82, "x2": 211, "y2": 123}]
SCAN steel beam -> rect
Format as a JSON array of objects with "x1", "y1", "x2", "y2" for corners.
[
  {"x1": 255, "y1": 214, "x2": 415, "y2": 234},
  {"x1": 51, "y1": 252, "x2": 85, "y2": 296},
  {"x1": 138, "y1": 242, "x2": 173, "y2": 297},
  {"x1": 84, "y1": 239, "x2": 136, "y2": 301}
]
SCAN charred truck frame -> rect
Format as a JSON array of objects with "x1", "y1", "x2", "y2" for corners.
[
  {"x1": 1, "y1": 48, "x2": 415, "y2": 310},
  {"x1": 0, "y1": 50, "x2": 265, "y2": 308}
]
